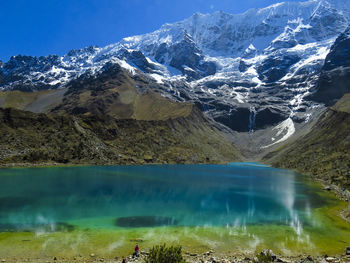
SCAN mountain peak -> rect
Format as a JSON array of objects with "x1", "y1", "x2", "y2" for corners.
[{"x1": 1, "y1": 0, "x2": 350, "y2": 131}]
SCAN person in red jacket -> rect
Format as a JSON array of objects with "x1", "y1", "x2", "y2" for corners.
[{"x1": 133, "y1": 244, "x2": 140, "y2": 258}]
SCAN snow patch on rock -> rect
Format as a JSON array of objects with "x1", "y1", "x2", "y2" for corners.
[{"x1": 262, "y1": 118, "x2": 296, "y2": 148}]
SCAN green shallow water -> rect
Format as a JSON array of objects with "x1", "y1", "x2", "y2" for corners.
[{"x1": 0, "y1": 163, "x2": 349, "y2": 259}]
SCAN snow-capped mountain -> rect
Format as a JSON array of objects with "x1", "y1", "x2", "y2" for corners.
[
  {"x1": 311, "y1": 25, "x2": 350, "y2": 105},
  {"x1": 1, "y1": 0, "x2": 349, "y2": 132}
]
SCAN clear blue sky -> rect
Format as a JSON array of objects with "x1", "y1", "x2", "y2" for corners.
[{"x1": 0, "y1": 0, "x2": 305, "y2": 61}]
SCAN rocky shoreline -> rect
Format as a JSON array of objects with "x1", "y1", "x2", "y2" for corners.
[
  {"x1": 316, "y1": 179, "x2": 350, "y2": 202},
  {"x1": 313, "y1": 178, "x2": 350, "y2": 222},
  {"x1": 1, "y1": 249, "x2": 350, "y2": 263}
]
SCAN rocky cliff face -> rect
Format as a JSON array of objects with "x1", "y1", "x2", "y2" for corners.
[
  {"x1": 0, "y1": 0, "x2": 349, "y2": 132},
  {"x1": 311, "y1": 26, "x2": 350, "y2": 105}
]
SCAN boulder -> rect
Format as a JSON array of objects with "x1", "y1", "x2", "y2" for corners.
[
  {"x1": 325, "y1": 257, "x2": 337, "y2": 262},
  {"x1": 324, "y1": 186, "x2": 331, "y2": 191},
  {"x1": 261, "y1": 249, "x2": 277, "y2": 261},
  {"x1": 143, "y1": 154, "x2": 153, "y2": 163},
  {"x1": 299, "y1": 255, "x2": 313, "y2": 263}
]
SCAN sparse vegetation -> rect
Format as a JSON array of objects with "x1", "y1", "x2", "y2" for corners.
[
  {"x1": 255, "y1": 253, "x2": 274, "y2": 263},
  {"x1": 254, "y1": 250, "x2": 276, "y2": 263},
  {"x1": 144, "y1": 244, "x2": 186, "y2": 263}
]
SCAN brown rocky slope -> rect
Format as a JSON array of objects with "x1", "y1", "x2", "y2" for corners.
[
  {"x1": 263, "y1": 94, "x2": 350, "y2": 190},
  {"x1": 0, "y1": 63, "x2": 242, "y2": 166},
  {"x1": 0, "y1": 106, "x2": 241, "y2": 166}
]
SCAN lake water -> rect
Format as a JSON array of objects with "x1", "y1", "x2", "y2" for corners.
[{"x1": 0, "y1": 163, "x2": 349, "y2": 258}]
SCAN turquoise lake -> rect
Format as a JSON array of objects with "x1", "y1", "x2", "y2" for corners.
[
  {"x1": 0, "y1": 163, "x2": 349, "y2": 258},
  {"x1": 0, "y1": 163, "x2": 324, "y2": 229}
]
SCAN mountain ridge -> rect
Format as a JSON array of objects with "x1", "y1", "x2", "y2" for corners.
[{"x1": 1, "y1": 0, "x2": 349, "y2": 134}]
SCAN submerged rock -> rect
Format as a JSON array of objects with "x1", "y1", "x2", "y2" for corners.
[
  {"x1": 115, "y1": 216, "x2": 178, "y2": 227},
  {"x1": 0, "y1": 222, "x2": 74, "y2": 233}
]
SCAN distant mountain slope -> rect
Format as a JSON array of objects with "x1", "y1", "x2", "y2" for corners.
[
  {"x1": 0, "y1": 63, "x2": 193, "y2": 121},
  {"x1": 311, "y1": 25, "x2": 350, "y2": 105},
  {"x1": 263, "y1": 93, "x2": 350, "y2": 189},
  {"x1": 0, "y1": 89, "x2": 66, "y2": 113},
  {"x1": 50, "y1": 63, "x2": 194, "y2": 120},
  {"x1": 264, "y1": 23, "x2": 350, "y2": 184},
  {"x1": 0, "y1": 62, "x2": 242, "y2": 166},
  {"x1": 1, "y1": 0, "x2": 349, "y2": 132},
  {"x1": 0, "y1": 106, "x2": 242, "y2": 166}
]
